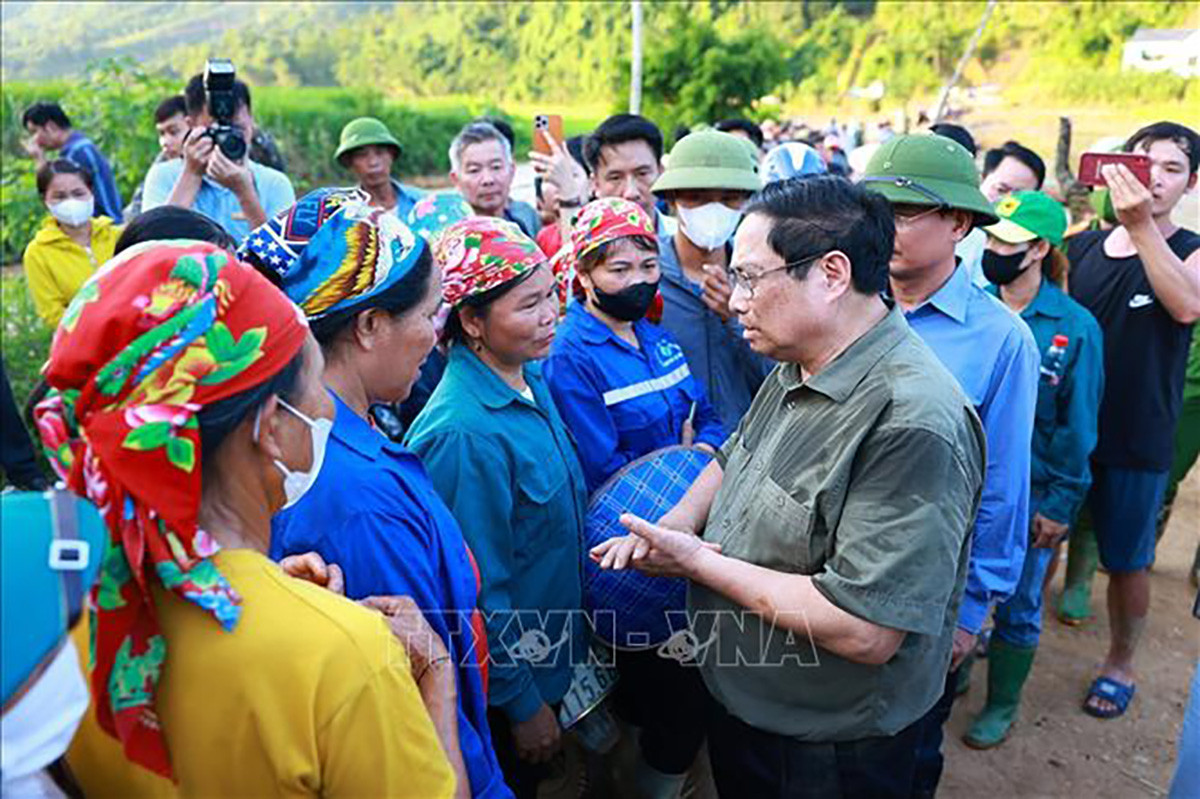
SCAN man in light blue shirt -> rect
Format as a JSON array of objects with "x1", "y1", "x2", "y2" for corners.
[
  {"x1": 141, "y1": 72, "x2": 294, "y2": 244},
  {"x1": 862, "y1": 134, "x2": 1039, "y2": 798}
]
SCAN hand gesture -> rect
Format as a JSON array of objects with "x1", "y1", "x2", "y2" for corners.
[
  {"x1": 701, "y1": 264, "x2": 734, "y2": 322},
  {"x1": 681, "y1": 417, "x2": 696, "y2": 447},
  {"x1": 359, "y1": 595, "x2": 448, "y2": 683},
  {"x1": 512, "y1": 703, "x2": 562, "y2": 764},
  {"x1": 182, "y1": 129, "x2": 215, "y2": 176},
  {"x1": 22, "y1": 135, "x2": 43, "y2": 162},
  {"x1": 206, "y1": 147, "x2": 252, "y2": 193},
  {"x1": 1101, "y1": 163, "x2": 1154, "y2": 230},
  {"x1": 529, "y1": 128, "x2": 587, "y2": 208},
  {"x1": 950, "y1": 627, "x2": 977, "y2": 671},
  {"x1": 279, "y1": 551, "x2": 345, "y2": 595},
  {"x1": 1030, "y1": 513, "x2": 1070, "y2": 549},
  {"x1": 589, "y1": 513, "x2": 721, "y2": 577}
]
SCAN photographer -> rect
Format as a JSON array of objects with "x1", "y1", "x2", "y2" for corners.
[{"x1": 141, "y1": 63, "x2": 294, "y2": 243}]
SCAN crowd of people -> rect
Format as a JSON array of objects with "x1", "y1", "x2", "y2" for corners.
[{"x1": 2, "y1": 65, "x2": 1199, "y2": 799}]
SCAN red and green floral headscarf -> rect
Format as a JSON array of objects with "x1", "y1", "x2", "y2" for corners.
[
  {"x1": 553, "y1": 197, "x2": 662, "y2": 318},
  {"x1": 565, "y1": 197, "x2": 657, "y2": 269},
  {"x1": 434, "y1": 216, "x2": 567, "y2": 312},
  {"x1": 34, "y1": 240, "x2": 307, "y2": 779}
]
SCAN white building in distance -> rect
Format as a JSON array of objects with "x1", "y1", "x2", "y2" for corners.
[{"x1": 1122, "y1": 28, "x2": 1199, "y2": 78}]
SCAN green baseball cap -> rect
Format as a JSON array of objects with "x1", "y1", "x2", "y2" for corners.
[
  {"x1": 335, "y1": 117, "x2": 402, "y2": 167},
  {"x1": 652, "y1": 130, "x2": 761, "y2": 195},
  {"x1": 985, "y1": 190, "x2": 1068, "y2": 248},
  {"x1": 860, "y1": 134, "x2": 999, "y2": 226}
]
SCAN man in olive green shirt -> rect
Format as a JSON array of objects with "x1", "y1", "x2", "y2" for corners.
[{"x1": 594, "y1": 177, "x2": 985, "y2": 798}]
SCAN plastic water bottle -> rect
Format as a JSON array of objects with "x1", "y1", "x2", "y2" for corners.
[{"x1": 1040, "y1": 334, "x2": 1069, "y2": 387}]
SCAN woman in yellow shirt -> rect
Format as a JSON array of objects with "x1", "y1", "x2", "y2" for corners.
[
  {"x1": 36, "y1": 240, "x2": 458, "y2": 797},
  {"x1": 22, "y1": 159, "x2": 122, "y2": 328}
]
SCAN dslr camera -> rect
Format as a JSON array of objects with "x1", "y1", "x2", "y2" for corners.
[{"x1": 202, "y1": 58, "x2": 247, "y2": 162}]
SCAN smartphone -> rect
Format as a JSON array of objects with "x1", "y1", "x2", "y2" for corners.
[
  {"x1": 1078, "y1": 152, "x2": 1151, "y2": 188},
  {"x1": 532, "y1": 114, "x2": 564, "y2": 156}
]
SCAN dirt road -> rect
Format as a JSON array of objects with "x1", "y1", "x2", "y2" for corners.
[{"x1": 942, "y1": 468, "x2": 1199, "y2": 799}]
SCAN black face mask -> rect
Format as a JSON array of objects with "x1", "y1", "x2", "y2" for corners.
[
  {"x1": 982, "y1": 249, "x2": 1031, "y2": 286},
  {"x1": 592, "y1": 280, "x2": 659, "y2": 322}
]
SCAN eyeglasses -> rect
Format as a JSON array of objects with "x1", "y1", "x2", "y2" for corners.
[
  {"x1": 728, "y1": 252, "x2": 825, "y2": 297},
  {"x1": 891, "y1": 205, "x2": 944, "y2": 227}
]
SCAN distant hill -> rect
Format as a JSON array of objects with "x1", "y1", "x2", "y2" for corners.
[
  {"x1": 4, "y1": 0, "x2": 1195, "y2": 111},
  {"x1": 0, "y1": 1, "x2": 388, "y2": 82}
]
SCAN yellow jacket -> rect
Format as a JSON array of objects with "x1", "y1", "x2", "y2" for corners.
[
  {"x1": 67, "y1": 549, "x2": 455, "y2": 798},
  {"x1": 22, "y1": 215, "x2": 122, "y2": 328}
]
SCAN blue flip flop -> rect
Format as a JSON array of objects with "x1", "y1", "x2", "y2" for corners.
[{"x1": 1083, "y1": 676, "x2": 1135, "y2": 719}]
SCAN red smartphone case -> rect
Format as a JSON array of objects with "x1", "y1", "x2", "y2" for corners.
[{"x1": 1078, "y1": 152, "x2": 1151, "y2": 188}]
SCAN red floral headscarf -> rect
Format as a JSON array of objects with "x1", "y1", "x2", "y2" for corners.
[
  {"x1": 553, "y1": 197, "x2": 663, "y2": 320},
  {"x1": 433, "y1": 216, "x2": 567, "y2": 312},
  {"x1": 565, "y1": 197, "x2": 657, "y2": 268},
  {"x1": 34, "y1": 240, "x2": 307, "y2": 779}
]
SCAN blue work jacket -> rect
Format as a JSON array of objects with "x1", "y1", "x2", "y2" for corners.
[
  {"x1": 545, "y1": 302, "x2": 725, "y2": 493},
  {"x1": 272, "y1": 391, "x2": 511, "y2": 799},
  {"x1": 406, "y1": 345, "x2": 588, "y2": 724},
  {"x1": 987, "y1": 280, "x2": 1104, "y2": 525}
]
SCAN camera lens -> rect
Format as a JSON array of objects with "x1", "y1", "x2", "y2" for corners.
[{"x1": 216, "y1": 128, "x2": 247, "y2": 161}]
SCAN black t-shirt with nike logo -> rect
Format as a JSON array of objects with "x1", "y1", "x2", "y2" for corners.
[{"x1": 1069, "y1": 227, "x2": 1200, "y2": 471}]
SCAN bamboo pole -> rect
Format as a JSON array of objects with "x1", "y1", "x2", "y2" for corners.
[
  {"x1": 933, "y1": 0, "x2": 997, "y2": 124},
  {"x1": 630, "y1": 0, "x2": 644, "y2": 115}
]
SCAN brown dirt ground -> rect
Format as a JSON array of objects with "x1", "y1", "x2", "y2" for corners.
[{"x1": 941, "y1": 467, "x2": 1200, "y2": 799}]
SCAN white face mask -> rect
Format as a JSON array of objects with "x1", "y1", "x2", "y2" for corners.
[
  {"x1": 254, "y1": 398, "x2": 332, "y2": 510},
  {"x1": 48, "y1": 197, "x2": 94, "y2": 227},
  {"x1": 677, "y1": 202, "x2": 742, "y2": 251},
  {"x1": 1, "y1": 639, "x2": 89, "y2": 788}
]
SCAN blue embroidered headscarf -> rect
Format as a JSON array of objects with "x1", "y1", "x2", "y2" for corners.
[{"x1": 240, "y1": 187, "x2": 426, "y2": 319}]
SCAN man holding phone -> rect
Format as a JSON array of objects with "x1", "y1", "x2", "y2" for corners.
[{"x1": 1067, "y1": 121, "x2": 1200, "y2": 719}]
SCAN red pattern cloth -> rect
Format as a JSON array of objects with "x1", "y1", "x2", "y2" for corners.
[{"x1": 34, "y1": 241, "x2": 307, "y2": 779}]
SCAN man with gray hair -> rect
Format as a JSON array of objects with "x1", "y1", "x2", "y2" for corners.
[{"x1": 449, "y1": 121, "x2": 540, "y2": 236}]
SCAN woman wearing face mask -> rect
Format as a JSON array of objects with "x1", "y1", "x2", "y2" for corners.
[
  {"x1": 649, "y1": 130, "x2": 771, "y2": 434},
  {"x1": 406, "y1": 218, "x2": 587, "y2": 799},
  {"x1": 23, "y1": 159, "x2": 123, "y2": 328},
  {"x1": 545, "y1": 198, "x2": 724, "y2": 490},
  {"x1": 36, "y1": 240, "x2": 456, "y2": 796},
  {"x1": 543, "y1": 197, "x2": 723, "y2": 797},
  {"x1": 963, "y1": 190, "x2": 1104, "y2": 748},
  {"x1": 240, "y1": 188, "x2": 509, "y2": 799}
]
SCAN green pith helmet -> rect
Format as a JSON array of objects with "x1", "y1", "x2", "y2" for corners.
[
  {"x1": 861, "y1": 134, "x2": 999, "y2": 226},
  {"x1": 334, "y1": 117, "x2": 402, "y2": 167},
  {"x1": 652, "y1": 130, "x2": 762, "y2": 195}
]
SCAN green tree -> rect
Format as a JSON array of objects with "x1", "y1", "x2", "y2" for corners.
[{"x1": 631, "y1": 9, "x2": 788, "y2": 133}]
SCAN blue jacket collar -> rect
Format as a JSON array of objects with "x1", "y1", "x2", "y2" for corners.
[
  {"x1": 568, "y1": 302, "x2": 648, "y2": 348},
  {"x1": 448, "y1": 344, "x2": 541, "y2": 410},
  {"x1": 986, "y1": 279, "x2": 1068, "y2": 320},
  {"x1": 328, "y1": 389, "x2": 386, "y2": 460},
  {"x1": 570, "y1": 302, "x2": 615, "y2": 345}
]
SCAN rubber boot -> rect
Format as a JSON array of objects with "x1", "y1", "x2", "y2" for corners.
[
  {"x1": 1057, "y1": 525, "x2": 1098, "y2": 625},
  {"x1": 631, "y1": 755, "x2": 688, "y2": 799},
  {"x1": 963, "y1": 639, "x2": 1037, "y2": 749}
]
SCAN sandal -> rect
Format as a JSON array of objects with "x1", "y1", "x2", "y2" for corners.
[{"x1": 1083, "y1": 676, "x2": 1135, "y2": 719}]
